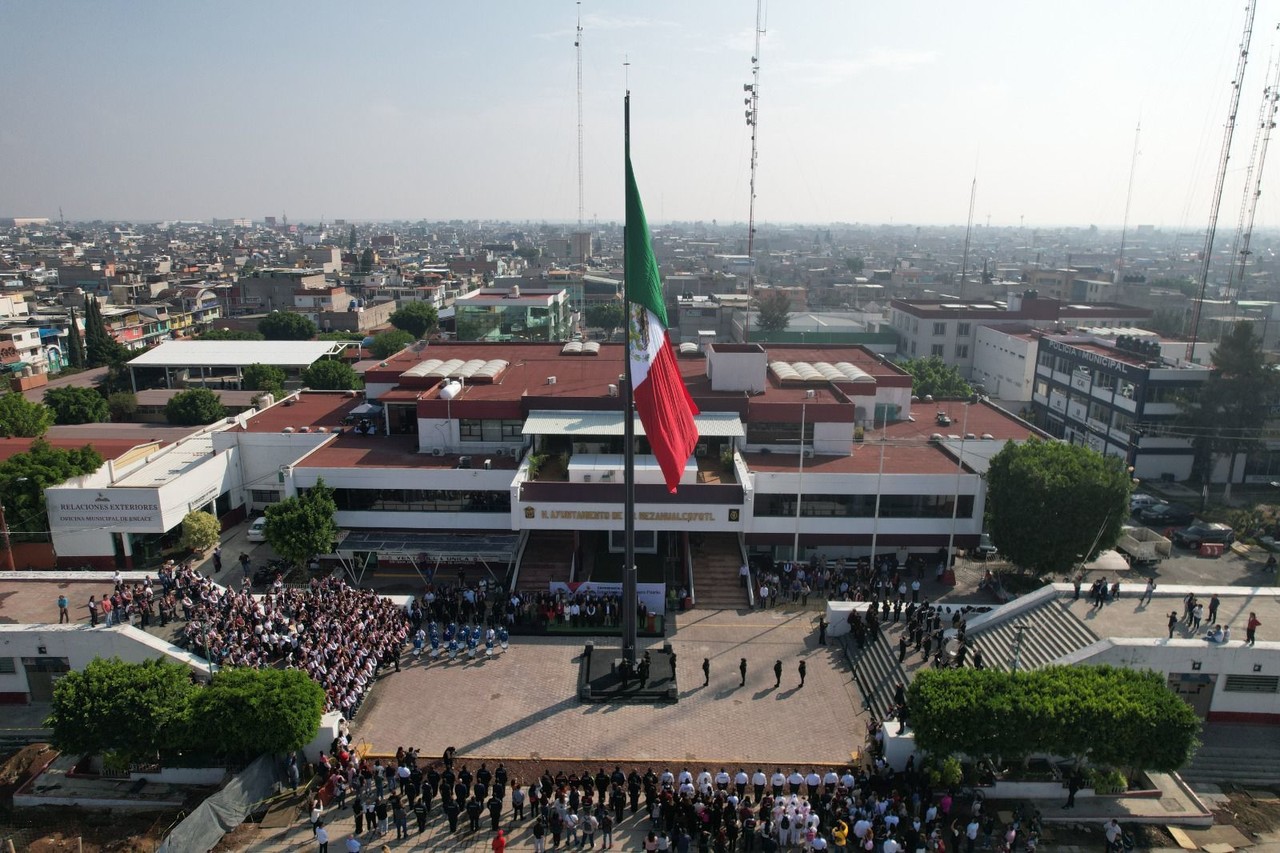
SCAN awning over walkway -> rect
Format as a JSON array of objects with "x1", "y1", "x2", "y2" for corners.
[
  {"x1": 338, "y1": 530, "x2": 520, "y2": 562},
  {"x1": 522, "y1": 410, "x2": 744, "y2": 438}
]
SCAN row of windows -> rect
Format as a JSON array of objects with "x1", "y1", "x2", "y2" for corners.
[
  {"x1": 755, "y1": 493, "x2": 975, "y2": 520},
  {"x1": 930, "y1": 344, "x2": 969, "y2": 359},
  {"x1": 459, "y1": 419, "x2": 524, "y2": 442},
  {"x1": 331, "y1": 488, "x2": 511, "y2": 514},
  {"x1": 745, "y1": 422, "x2": 814, "y2": 445}
]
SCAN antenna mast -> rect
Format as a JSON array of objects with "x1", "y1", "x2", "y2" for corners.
[
  {"x1": 1117, "y1": 121, "x2": 1141, "y2": 280},
  {"x1": 742, "y1": 0, "x2": 764, "y2": 342},
  {"x1": 1187, "y1": 0, "x2": 1256, "y2": 360},
  {"x1": 575, "y1": 2, "x2": 585, "y2": 227},
  {"x1": 958, "y1": 177, "x2": 976, "y2": 298},
  {"x1": 1227, "y1": 43, "x2": 1280, "y2": 303}
]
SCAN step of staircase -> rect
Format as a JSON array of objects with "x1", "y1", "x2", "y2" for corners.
[
  {"x1": 1180, "y1": 726, "x2": 1280, "y2": 786},
  {"x1": 965, "y1": 597, "x2": 1099, "y2": 672},
  {"x1": 843, "y1": 626, "x2": 910, "y2": 720},
  {"x1": 691, "y1": 533, "x2": 749, "y2": 609},
  {"x1": 516, "y1": 532, "x2": 575, "y2": 592}
]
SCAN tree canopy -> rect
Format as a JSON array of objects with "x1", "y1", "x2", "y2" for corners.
[
  {"x1": 900, "y1": 356, "x2": 973, "y2": 399},
  {"x1": 264, "y1": 479, "x2": 339, "y2": 567},
  {"x1": 46, "y1": 659, "x2": 325, "y2": 764},
  {"x1": 1179, "y1": 322, "x2": 1278, "y2": 496},
  {"x1": 164, "y1": 388, "x2": 227, "y2": 426},
  {"x1": 907, "y1": 666, "x2": 1200, "y2": 773},
  {"x1": 389, "y1": 301, "x2": 439, "y2": 338},
  {"x1": 47, "y1": 658, "x2": 198, "y2": 762},
  {"x1": 301, "y1": 359, "x2": 362, "y2": 390},
  {"x1": 0, "y1": 393, "x2": 54, "y2": 438},
  {"x1": 187, "y1": 668, "x2": 325, "y2": 761},
  {"x1": 754, "y1": 290, "x2": 792, "y2": 334},
  {"x1": 199, "y1": 328, "x2": 264, "y2": 341},
  {"x1": 44, "y1": 386, "x2": 110, "y2": 425},
  {"x1": 241, "y1": 363, "x2": 286, "y2": 395},
  {"x1": 180, "y1": 510, "x2": 221, "y2": 552},
  {"x1": 0, "y1": 439, "x2": 103, "y2": 532},
  {"x1": 258, "y1": 312, "x2": 317, "y2": 341},
  {"x1": 65, "y1": 307, "x2": 86, "y2": 369},
  {"x1": 585, "y1": 302, "x2": 625, "y2": 333},
  {"x1": 986, "y1": 438, "x2": 1131, "y2": 575},
  {"x1": 369, "y1": 329, "x2": 414, "y2": 359},
  {"x1": 107, "y1": 391, "x2": 138, "y2": 422},
  {"x1": 83, "y1": 296, "x2": 128, "y2": 367}
]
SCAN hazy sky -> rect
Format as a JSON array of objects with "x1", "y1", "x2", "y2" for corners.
[{"x1": 4, "y1": 1, "x2": 1280, "y2": 228}]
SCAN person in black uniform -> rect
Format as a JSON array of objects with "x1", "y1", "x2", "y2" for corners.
[
  {"x1": 773, "y1": 660, "x2": 782, "y2": 688},
  {"x1": 739, "y1": 657, "x2": 747, "y2": 686},
  {"x1": 444, "y1": 797, "x2": 462, "y2": 833},
  {"x1": 702, "y1": 657, "x2": 710, "y2": 686},
  {"x1": 798, "y1": 660, "x2": 807, "y2": 688},
  {"x1": 488, "y1": 792, "x2": 503, "y2": 830},
  {"x1": 465, "y1": 796, "x2": 483, "y2": 832}
]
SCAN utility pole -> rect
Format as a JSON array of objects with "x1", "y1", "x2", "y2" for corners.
[
  {"x1": 575, "y1": 2, "x2": 584, "y2": 228},
  {"x1": 1187, "y1": 0, "x2": 1257, "y2": 360},
  {"x1": 958, "y1": 177, "x2": 976, "y2": 298},
  {"x1": 742, "y1": 0, "x2": 764, "y2": 342},
  {"x1": 1117, "y1": 122, "x2": 1141, "y2": 281}
]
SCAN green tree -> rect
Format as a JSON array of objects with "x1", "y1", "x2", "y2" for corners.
[
  {"x1": 65, "y1": 307, "x2": 86, "y2": 369},
  {"x1": 317, "y1": 330, "x2": 365, "y2": 342},
  {"x1": 265, "y1": 479, "x2": 339, "y2": 567},
  {"x1": 389, "y1": 301, "x2": 439, "y2": 338},
  {"x1": 1179, "y1": 322, "x2": 1278, "y2": 500},
  {"x1": 908, "y1": 666, "x2": 1200, "y2": 773},
  {"x1": 986, "y1": 438, "x2": 1131, "y2": 575},
  {"x1": 369, "y1": 329, "x2": 414, "y2": 359},
  {"x1": 164, "y1": 388, "x2": 227, "y2": 426},
  {"x1": 845, "y1": 256, "x2": 865, "y2": 274},
  {"x1": 241, "y1": 362, "x2": 286, "y2": 394},
  {"x1": 46, "y1": 658, "x2": 198, "y2": 762},
  {"x1": 754, "y1": 290, "x2": 792, "y2": 334},
  {"x1": 186, "y1": 669, "x2": 325, "y2": 762},
  {"x1": 0, "y1": 393, "x2": 54, "y2": 438},
  {"x1": 258, "y1": 311, "x2": 317, "y2": 341},
  {"x1": 83, "y1": 296, "x2": 127, "y2": 367},
  {"x1": 107, "y1": 391, "x2": 138, "y2": 422},
  {"x1": 900, "y1": 356, "x2": 974, "y2": 399},
  {"x1": 359, "y1": 247, "x2": 375, "y2": 273},
  {"x1": 585, "y1": 302, "x2": 625, "y2": 333},
  {"x1": 347, "y1": 225, "x2": 357, "y2": 253},
  {"x1": 199, "y1": 328, "x2": 264, "y2": 341},
  {"x1": 301, "y1": 359, "x2": 361, "y2": 390},
  {"x1": 179, "y1": 510, "x2": 221, "y2": 552},
  {"x1": 0, "y1": 439, "x2": 103, "y2": 533},
  {"x1": 43, "y1": 386, "x2": 110, "y2": 425}
]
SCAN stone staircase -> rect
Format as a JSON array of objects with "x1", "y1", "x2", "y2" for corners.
[
  {"x1": 963, "y1": 594, "x2": 1099, "y2": 672},
  {"x1": 842, "y1": 628, "x2": 910, "y2": 720},
  {"x1": 690, "y1": 533, "x2": 749, "y2": 609},
  {"x1": 1180, "y1": 723, "x2": 1280, "y2": 787},
  {"x1": 516, "y1": 531, "x2": 575, "y2": 592}
]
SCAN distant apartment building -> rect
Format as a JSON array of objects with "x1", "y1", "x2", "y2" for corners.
[
  {"x1": 236, "y1": 268, "x2": 328, "y2": 314},
  {"x1": 1031, "y1": 333, "x2": 1210, "y2": 483},
  {"x1": 454, "y1": 286, "x2": 572, "y2": 343},
  {"x1": 890, "y1": 292, "x2": 1152, "y2": 378}
]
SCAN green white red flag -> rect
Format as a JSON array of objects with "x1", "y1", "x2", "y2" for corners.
[{"x1": 625, "y1": 155, "x2": 700, "y2": 493}]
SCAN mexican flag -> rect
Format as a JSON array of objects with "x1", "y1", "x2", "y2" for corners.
[{"x1": 625, "y1": 155, "x2": 700, "y2": 493}]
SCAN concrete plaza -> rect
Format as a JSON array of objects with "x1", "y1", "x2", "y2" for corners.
[{"x1": 352, "y1": 606, "x2": 862, "y2": 767}]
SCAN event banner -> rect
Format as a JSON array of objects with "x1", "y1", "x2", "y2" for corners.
[{"x1": 548, "y1": 581, "x2": 667, "y2": 615}]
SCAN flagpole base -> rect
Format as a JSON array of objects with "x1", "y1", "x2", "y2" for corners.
[{"x1": 577, "y1": 643, "x2": 678, "y2": 704}]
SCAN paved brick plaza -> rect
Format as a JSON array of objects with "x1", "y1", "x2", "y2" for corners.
[{"x1": 353, "y1": 607, "x2": 863, "y2": 766}]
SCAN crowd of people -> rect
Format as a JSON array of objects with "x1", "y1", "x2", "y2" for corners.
[
  {"x1": 753, "y1": 552, "x2": 948, "y2": 611},
  {"x1": 165, "y1": 562, "x2": 409, "y2": 719},
  {"x1": 298, "y1": 737, "x2": 1045, "y2": 853}
]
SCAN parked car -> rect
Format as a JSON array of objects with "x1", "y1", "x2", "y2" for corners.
[
  {"x1": 1129, "y1": 493, "x2": 1162, "y2": 516},
  {"x1": 974, "y1": 533, "x2": 998, "y2": 559},
  {"x1": 247, "y1": 516, "x2": 268, "y2": 542},
  {"x1": 1172, "y1": 522, "x2": 1235, "y2": 549},
  {"x1": 1139, "y1": 502, "x2": 1196, "y2": 527}
]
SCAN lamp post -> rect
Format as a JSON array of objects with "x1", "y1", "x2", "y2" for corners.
[
  {"x1": 944, "y1": 403, "x2": 971, "y2": 571},
  {"x1": 1010, "y1": 622, "x2": 1030, "y2": 672},
  {"x1": 0, "y1": 500, "x2": 13, "y2": 572},
  {"x1": 792, "y1": 402, "x2": 806, "y2": 562},
  {"x1": 868, "y1": 428, "x2": 887, "y2": 567}
]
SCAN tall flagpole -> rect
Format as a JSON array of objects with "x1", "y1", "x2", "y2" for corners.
[{"x1": 622, "y1": 91, "x2": 638, "y2": 665}]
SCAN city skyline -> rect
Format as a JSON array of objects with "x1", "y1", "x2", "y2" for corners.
[{"x1": 4, "y1": 1, "x2": 1280, "y2": 229}]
